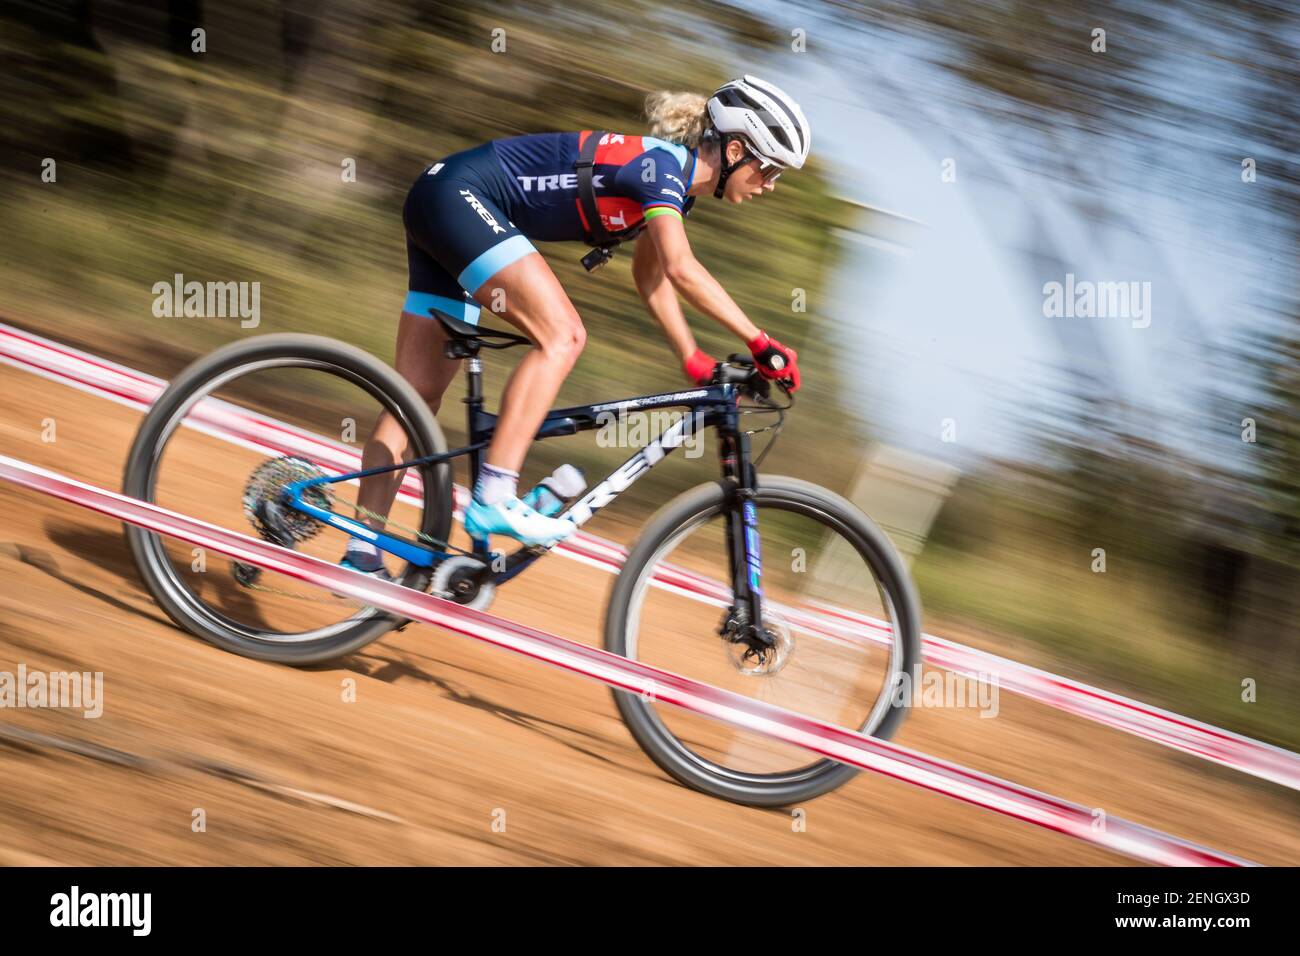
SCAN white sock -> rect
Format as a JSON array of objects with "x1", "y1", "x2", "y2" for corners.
[
  {"x1": 474, "y1": 464, "x2": 519, "y2": 506},
  {"x1": 347, "y1": 539, "x2": 379, "y2": 557}
]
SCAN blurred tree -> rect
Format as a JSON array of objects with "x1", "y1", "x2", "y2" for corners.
[
  {"x1": 0, "y1": 0, "x2": 137, "y2": 172},
  {"x1": 827, "y1": 0, "x2": 1300, "y2": 650}
]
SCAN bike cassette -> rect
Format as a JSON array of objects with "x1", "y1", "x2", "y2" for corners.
[
  {"x1": 431, "y1": 556, "x2": 496, "y2": 611},
  {"x1": 233, "y1": 456, "x2": 331, "y2": 587},
  {"x1": 243, "y1": 456, "x2": 331, "y2": 543}
]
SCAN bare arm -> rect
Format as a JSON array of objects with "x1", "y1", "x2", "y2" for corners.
[
  {"x1": 640, "y1": 212, "x2": 761, "y2": 344},
  {"x1": 631, "y1": 225, "x2": 697, "y2": 361}
]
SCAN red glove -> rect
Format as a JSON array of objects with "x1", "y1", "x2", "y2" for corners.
[
  {"x1": 683, "y1": 348, "x2": 718, "y2": 386},
  {"x1": 747, "y1": 331, "x2": 800, "y2": 391}
]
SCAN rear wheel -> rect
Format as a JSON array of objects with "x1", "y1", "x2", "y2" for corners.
[
  {"x1": 122, "y1": 334, "x2": 453, "y2": 664},
  {"x1": 606, "y1": 476, "x2": 921, "y2": 806}
]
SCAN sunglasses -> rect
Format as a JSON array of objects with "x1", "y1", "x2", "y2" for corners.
[{"x1": 745, "y1": 150, "x2": 784, "y2": 183}]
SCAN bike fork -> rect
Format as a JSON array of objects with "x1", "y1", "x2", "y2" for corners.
[{"x1": 720, "y1": 426, "x2": 768, "y2": 645}]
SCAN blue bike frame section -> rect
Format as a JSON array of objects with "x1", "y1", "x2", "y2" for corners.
[
  {"x1": 742, "y1": 500, "x2": 763, "y2": 599},
  {"x1": 282, "y1": 482, "x2": 441, "y2": 567}
]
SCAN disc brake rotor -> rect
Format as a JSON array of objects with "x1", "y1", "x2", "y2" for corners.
[{"x1": 725, "y1": 606, "x2": 795, "y2": 676}]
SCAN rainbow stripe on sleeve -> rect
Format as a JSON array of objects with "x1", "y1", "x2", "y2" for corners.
[{"x1": 643, "y1": 205, "x2": 683, "y2": 220}]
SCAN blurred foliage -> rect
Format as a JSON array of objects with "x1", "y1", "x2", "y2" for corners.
[
  {"x1": 0, "y1": 0, "x2": 858, "y2": 507},
  {"x1": 834, "y1": 0, "x2": 1300, "y2": 555},
  {"x1": 814, "y1": 0, "x2": 1300, "y2": 744}
]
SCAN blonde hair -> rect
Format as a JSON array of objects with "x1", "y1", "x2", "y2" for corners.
[{"x1": 644, "y1": 90, "x2": 711, "y2": 147}]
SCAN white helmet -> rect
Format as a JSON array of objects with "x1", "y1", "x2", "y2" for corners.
[{"x1": 707, "y1": 74, "x2": 811, "y2": 170}]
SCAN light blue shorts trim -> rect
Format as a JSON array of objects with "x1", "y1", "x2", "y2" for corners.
[
  {"x1": 402, "y1": 292, "x2": 482, "y2": 326},
  {"x1": 457, "y1": 234, "x2": 536, "y2": 295}
]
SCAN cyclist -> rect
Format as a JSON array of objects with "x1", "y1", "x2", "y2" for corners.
[{"x1": 344, "y1": 75, "x2": 810, "y2": 577}]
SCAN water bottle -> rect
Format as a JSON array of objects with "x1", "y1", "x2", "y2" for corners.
[{"x1": 523, "y1": 464, "x2": 586, "y2": 517}]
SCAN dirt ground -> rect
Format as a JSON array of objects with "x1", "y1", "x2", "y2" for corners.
[{"x1": 1, "y1": 361, "x2": 1297, "y2": 865}]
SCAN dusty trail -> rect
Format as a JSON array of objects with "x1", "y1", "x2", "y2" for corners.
[{"x1": 1, "y1": 363, "x2": 1297, "y2": 865}]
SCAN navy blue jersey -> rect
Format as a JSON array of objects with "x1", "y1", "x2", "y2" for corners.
[
  {"x1": 400, "y1": 132, "x2": 697, "y2": 321},
  {"x1": 490, "y1": 131, "x2": 697, "y2": 241}
]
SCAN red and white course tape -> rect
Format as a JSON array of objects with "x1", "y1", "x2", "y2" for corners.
[
  {"x1": 1, "y1": 320, "x2": 1297, "y2": 792},
  {"x1": 0, "y1": 454, "x2": 1256, "y2": 866}
]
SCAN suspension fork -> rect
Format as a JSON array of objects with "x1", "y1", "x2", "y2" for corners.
[{"x1": 718, "y1": 405, "x2": 767, "y2": 645}]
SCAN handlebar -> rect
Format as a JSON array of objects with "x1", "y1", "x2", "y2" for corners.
[{"x1": 712, "y1": 354, "x2": 792, "y2": 403}]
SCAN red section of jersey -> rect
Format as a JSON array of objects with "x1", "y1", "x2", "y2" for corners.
[
  {"x1": 592, "y1": 131, "x2": 646, "y2": 165},
  {"x1": 595, "y1": 197, "x2": 643, "y2": 234},
  {"x1": 576, "y1": 197, "x2": 646, "y2": 237},
  {"x1": 575, "y1": 131, "x2": 651, "y2": 237}
]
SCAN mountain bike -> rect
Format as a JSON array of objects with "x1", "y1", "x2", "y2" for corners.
[{"x1": 123, "y1": 309, "x2": 921, "y2": 805}]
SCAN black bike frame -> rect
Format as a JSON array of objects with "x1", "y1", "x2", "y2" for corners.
[{"x1": 285, "y1": 355, "x2": 766, "y2": 631}]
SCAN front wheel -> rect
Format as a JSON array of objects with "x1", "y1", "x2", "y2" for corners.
[{"x1": 606, "y1": 476, "x2": 921, "y2": 806}]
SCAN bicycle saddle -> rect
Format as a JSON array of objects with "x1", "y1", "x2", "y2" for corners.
[{"x1": 429, "y1": 308, "x2": 531, "y2": 353}]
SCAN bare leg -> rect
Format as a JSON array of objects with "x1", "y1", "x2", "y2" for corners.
[
  {"x1": 355, "y1": 311, "x2": 461, "y2": 529},
  {"x1": 355, "y1": 251, "x2": 582, "y2": 535},
  {"x1": 470, "y1": 252, "x2": 585, "y2": 473}
]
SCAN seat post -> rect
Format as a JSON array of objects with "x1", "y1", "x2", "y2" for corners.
[
  {"x1": 464, "y1": 356, "x2": 483, "y2": 408},
  {"x1": 463, "y1": 356, "x2": 486, "y2": 487}
]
